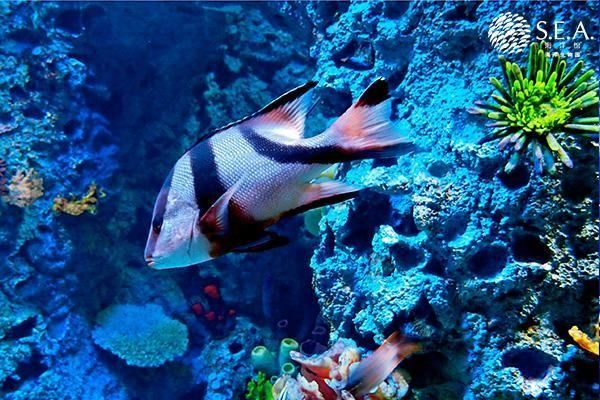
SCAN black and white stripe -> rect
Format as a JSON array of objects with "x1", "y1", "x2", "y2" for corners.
[
  {"x1": 188, "y1": 141, "x2": 225, "y2": 212},
  {"x1": 239, "y1": 126, "x2": 348, "y2": 165}
]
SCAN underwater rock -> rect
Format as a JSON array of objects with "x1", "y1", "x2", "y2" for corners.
[
  {"x1": 307, "y1": 1, "x2": 598, "y2": 399},
  {"x1": 195, "y1": 317, "x2": 268, "y2": 400}
]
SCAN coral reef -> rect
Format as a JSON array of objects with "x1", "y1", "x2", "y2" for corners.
[
  {"x1": 0, "y1": 1, "x2": 597, "y2": 400},
  {"x1": 92, "y1": 304, "x2": 189, "y2": 368},
  {"x1": 245, "y1": 372, "x2": 274, "y2": 400},
  {"x1": 1, "y1": 168, "x2": 44, "y2": 207},
  {"x1": 568, "y1": 325, "x2": 599, "y2": 356},
  {"x1": 470, "y1": 42, "x2": 599, "y2": 173},
  {"x1": 304, "y1": 1, "x2": 598, "y2": 399},
  {"x1": 52, "y1": 183, "x2": 104, "y2": 216},
  {"x1": 270, "y1": 333, "x2": 418, "y2": 400}
]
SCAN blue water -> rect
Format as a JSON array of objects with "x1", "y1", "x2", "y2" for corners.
[{"x1": 0, "y1": 1, "x2": 598, "y2": 399}]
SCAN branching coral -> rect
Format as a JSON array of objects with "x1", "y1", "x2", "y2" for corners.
[
  {"x1": 0, "y1": 168, "x2": 44, "y2": 207},
  {"x1": 470, "y1": 42, "x2": 599, "y2": 174},
  {"x1": 92, "y1": 304, "x2": 189, "y2": 368},
  {"x1": 245, "y1": 372, "x2": 274, "y2": 400},
  {"x1": 52, "y1": 183, "x2": 105, "y2": 216}
]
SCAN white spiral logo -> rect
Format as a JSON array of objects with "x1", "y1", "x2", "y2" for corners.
[{"x1": 488, "y1": 12, "x2": 531, "y2": 55}]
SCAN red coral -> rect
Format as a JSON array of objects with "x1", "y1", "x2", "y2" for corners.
[
  {"x1": 203, "y1": 284, "x2": 220, "y2": 300},
  {"x1": 191, "y1": 303, "x2": 204, "y2": 316},
  {"x1": 204, "y1": 311, "x2": 216, "y2": 321}
]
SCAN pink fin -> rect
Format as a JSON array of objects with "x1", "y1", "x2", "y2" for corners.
[
  {"x1": 188, "y1": 81, "x2": 316, "y2": 148},
  {"x1": 328, "y1": 78, "x2": 412, "y2": 159},
  {"x1": 347, "y1": 332, "x2": 420, "y2": 397},
  {"x1": 199, "y1": 181, "x2": 241, "y2": 238},
  {"x1": 286, "y1": 181, "x2": 361, "y2": 217},
  {"x1": 247, "y1": 81, "x2": 317, "y2": 142}
]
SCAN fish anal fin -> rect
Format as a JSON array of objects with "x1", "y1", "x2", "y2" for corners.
[
  {"x1": 284, "y1": 181, "x2": 361, "y2": 218},
  {"x1": 199, "y1": 181, "x2": 242, "y2": 238},
  {"x1": 231, "y1": 231, "x2": 289, "y2": 253}
]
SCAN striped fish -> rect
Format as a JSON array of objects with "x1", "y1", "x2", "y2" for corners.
[{"x1": 144, "y1": 78, "x2": 411, "y2": 269}]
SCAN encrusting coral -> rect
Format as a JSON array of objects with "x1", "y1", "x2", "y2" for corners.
[
  {"x1": 568, "y1": 325, "x2": 599, "y2": 357},
  {"x1": 52, "y1": 183, "x2": 105, "y2": 216},
  {"x1": 470, "y1": 42, "x2": 599, "y2": 174},
  {"x1": 92, "y1": 304, "x2": 189, "y2": 368},
  {"x1": 0, "y1": 168, "x2": 44, "y2": 207}
]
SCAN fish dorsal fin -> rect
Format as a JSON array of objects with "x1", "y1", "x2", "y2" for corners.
[
  {"x1": 245, "y1": 81, "x2": 317, "y2": 142},
  {"x1": 355, "y1": 77, "x2": 390, "y2": 107},
  {"x1": 190, "y1": 81, "x2": 317, "y2": 148}
]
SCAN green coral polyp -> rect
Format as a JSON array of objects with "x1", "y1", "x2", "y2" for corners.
[{"x1": 470, "y1": 42, "x2": 599, "y2": 174}]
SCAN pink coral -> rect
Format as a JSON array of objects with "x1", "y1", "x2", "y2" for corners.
[
  {"x1": 273, "y1": 333, "x2": 419, "y2": 400},
  {"x1": 1, "y1": 168, "x2": 44, "y2": 207}
]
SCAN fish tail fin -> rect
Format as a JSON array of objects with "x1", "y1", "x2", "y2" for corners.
[
  {"x1": 327, "y1": 78, "x2": 412, "y2": 160},
  {"x1": 386, "y1": 332, "x2": 421, "y2": 361},
  {"x1": 348, "y1": 332, "x2": 420, "y2": 397}
]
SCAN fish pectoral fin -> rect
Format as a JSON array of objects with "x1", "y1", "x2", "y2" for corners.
[
  {"x1": 283, "y1": 181, "x2": 361, "y2": 218},
  {"x1": 199, "y1": 180, "x2": 243, "y2": 238},
  {"x1": 231, "y1": 231, "x2": 289, "y2": 253},
  {"x1": 246, "y1": 81, "x2": 317, "y2": 142}
]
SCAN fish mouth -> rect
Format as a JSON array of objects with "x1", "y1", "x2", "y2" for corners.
[{"x1": 145, "y1": 256, "x2": 155, "y2": 268}]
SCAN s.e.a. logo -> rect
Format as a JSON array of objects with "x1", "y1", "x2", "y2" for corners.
[
  {"x1": 488, "y1": 12, "x2": 593, "y2": 56},
  {"x1": 488, "y1": 12, "x2": 531, "y2": 55}
]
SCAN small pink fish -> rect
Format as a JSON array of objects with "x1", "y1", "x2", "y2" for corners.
[{"x1": 145, "y1": 78, "x2": 410, "y2": 269}]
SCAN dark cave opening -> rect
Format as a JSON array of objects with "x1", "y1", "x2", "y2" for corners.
[
  {"x1": 511, "y1": 230, "x2": 553, "y2": 264},
  {"x1": 392, "y1": 206, "x2": 420, "y2": 237},
  {"x1": 340, "y1": 191, "x2": 392, "y2": 252},
  {"x1": 424, "y1": 256, "x2": 446, "y2": 276},
  {"x1": 498, "y1": 163, "x2": 531, "y2": 190},
  {"x1": 468, "y1": 244, "x2": 508, "y2": 278},
  {"x1": 391, "y1": 242, "x2": 424, "y2": 269},
  {"x1": 502, "y1": 348, "x2": 555, "y2": 380}
]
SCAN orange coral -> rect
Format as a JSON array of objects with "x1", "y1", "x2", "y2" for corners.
[
  {"x1": 1, "y1": 168, "x2": 44, "y2": 207},
  {"x1": 52, "y1": 183, "x2": 105, "y2": 216},
  {"x1": 568, "y1": 325, "x2": 599, "y2": 356}
]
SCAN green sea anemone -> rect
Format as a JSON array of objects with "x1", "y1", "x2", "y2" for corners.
[{"x1": 470, "y1": 42, "x2": 599, "y2": 174}]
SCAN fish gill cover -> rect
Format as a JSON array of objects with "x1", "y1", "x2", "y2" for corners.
[{"x1": 0, "y1": 1, "x2": 597, "y2": 400}]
